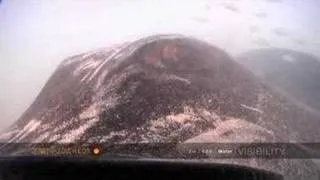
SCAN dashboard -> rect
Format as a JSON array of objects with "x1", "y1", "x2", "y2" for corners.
[{"x1": 0, "y1": 157, "x2": 284, "y2": 180}]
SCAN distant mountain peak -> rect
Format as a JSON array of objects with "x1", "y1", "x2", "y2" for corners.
[{"x1": 237, "y1": 48, "x2": 320, "y2": 113}]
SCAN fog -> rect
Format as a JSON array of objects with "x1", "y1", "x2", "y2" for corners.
[{"x1": 0, "y1": 0, "x2": 320, "y2": 131}]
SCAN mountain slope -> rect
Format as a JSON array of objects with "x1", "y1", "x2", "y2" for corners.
[
  {"x1": 1, "y1": 35, "x2": 320, "y2": 143},
  {"x1": 0, "y1": 34, "x2": 319, "y2": 179}
]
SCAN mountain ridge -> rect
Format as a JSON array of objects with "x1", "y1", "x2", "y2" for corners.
[
  {"x1": 1, "y1": 35, "x2": 319, "y2": 143},
  {"x1": 0, "y1": 34, "x2": 319, "y2": 179}
]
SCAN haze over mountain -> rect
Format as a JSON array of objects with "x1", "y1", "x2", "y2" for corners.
[
  {"x1": 0, "y1": 35, "x2": 319, "y2": 179},
  {"x1": 237, "y1": 48, "x2": 320, "y2": 113},
  {"x1": 2, "y1": 0, "x2": 320, "y2": 130}
]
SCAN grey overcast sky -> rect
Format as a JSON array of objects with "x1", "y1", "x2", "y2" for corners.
[{"x1": 0, "y1": 0, "x2": 320, "y2": 130}]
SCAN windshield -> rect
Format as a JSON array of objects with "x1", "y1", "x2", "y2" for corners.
[{"x1": 0, "y1": 0, "x2": 319, "y2": 179}]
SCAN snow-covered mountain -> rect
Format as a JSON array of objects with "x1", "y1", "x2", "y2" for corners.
[
  {"x1": 2, "y1": 35, "x2": 319, "y2": 143},
  {"x1": 0, "y1": 34, "x2": 319, "y2": 179}
]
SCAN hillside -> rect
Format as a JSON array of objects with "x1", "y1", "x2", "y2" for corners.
[{"x1": 0, "y1": 35, "x2": 319, "y2": 179}]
